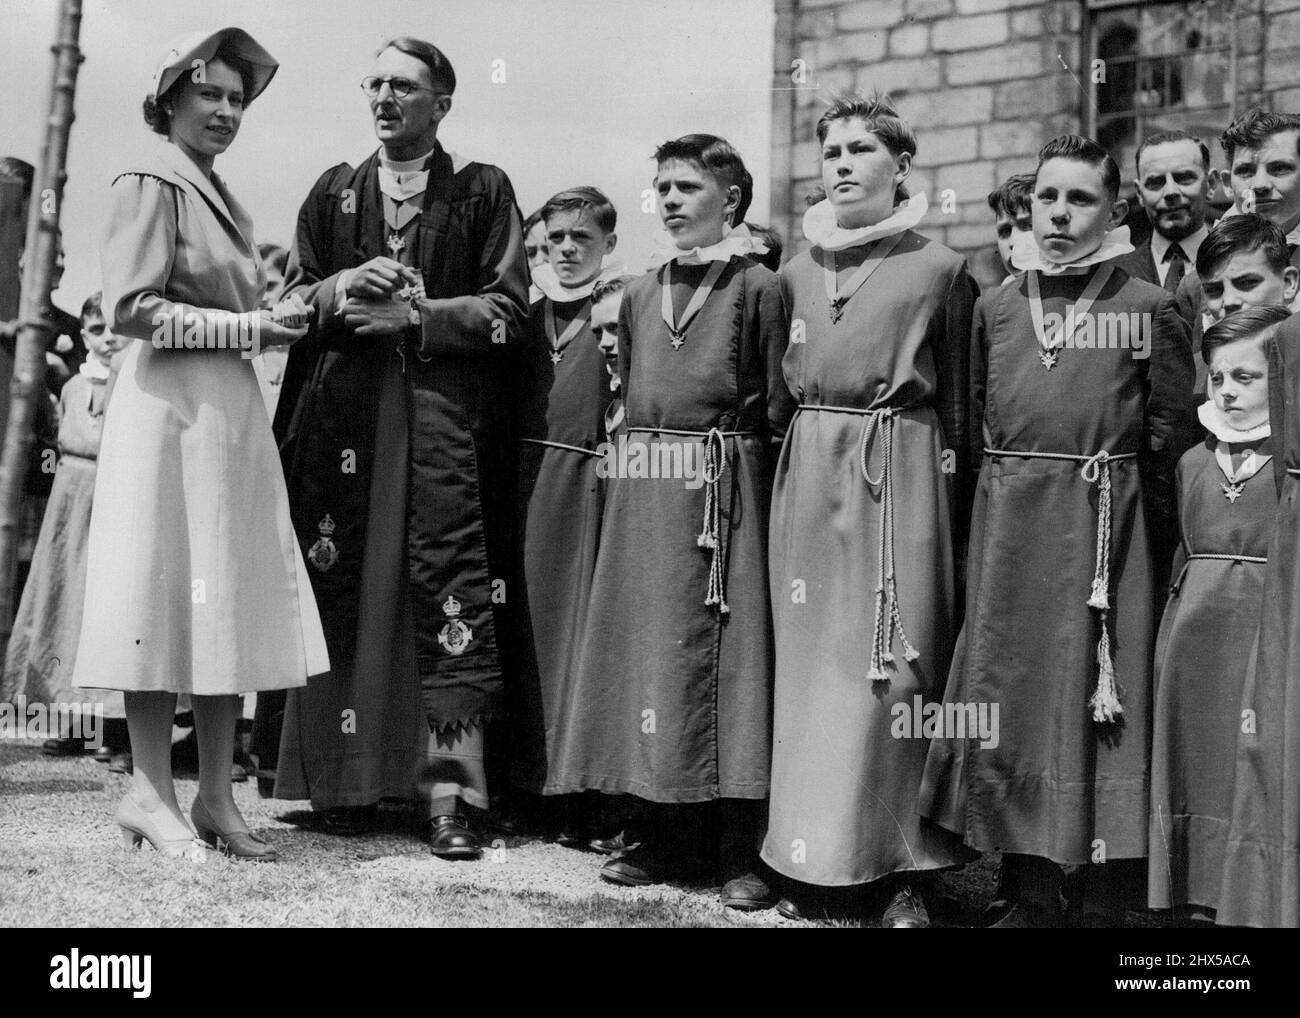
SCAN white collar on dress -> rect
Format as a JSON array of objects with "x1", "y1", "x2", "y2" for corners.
[
  {"x1": 530, "y1": 260, "x2": 628, "y2": 304},
  {"x1": 1011, "y1": 225, "x2": 1134, "y2": 275},
  {"x1": 1198, "y1": 398, "x2": 1271, "y2": 444},
  {"x1": 802, "y1": 192, "x2": 927, "y2": 251},
  {"x1": 647, "y1": 222, "x2": 768, "y2": 268}
]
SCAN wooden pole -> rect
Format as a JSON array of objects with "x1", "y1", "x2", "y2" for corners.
[
  {"x1": 0, "y1": 0, "x2": 83, "y2": 643},
  {"x1": 0, "y1": 173, "x2": 24, "y2": 466}
]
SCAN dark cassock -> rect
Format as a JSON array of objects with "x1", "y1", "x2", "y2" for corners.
[
  {"x1": 1219, "y1": 313, "x2": 1300, "y2": 928},
  {"x1": 510, "y1": 280, "x2": 615, "y2": 793},
  {"x1": 260, "y1": 141, "x2": 529, "y2": 821},
  {"x1": 546, "y1": 252, "x2": 792, "y2": 803},
  {"x1": 1148, "y1": 403, "x2": 1275, "y2": 916},
  {"x1": 919, "y1": 263, "x2": 1195, "y2": 875},
  {"x1": 760, "y1": 198, "x2": 978, "y2": 888}
]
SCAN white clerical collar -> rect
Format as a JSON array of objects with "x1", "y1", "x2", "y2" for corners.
[
  {"x1": 1151, "y1": 223, "x2": 1208, "y2": 272},
  {"x1": 79, "y1": 357, "x2": 111, "y2": 381},
  {"x1": 380, "y1": 147, "x2": 437, "y2": 173},
  {"x1": 1011, "y1": 225, "x2": 1134, "y2": 275},
  {"x1": 378, "y1": 147, "x2": 469, "y2": 202},
  {"x1": 648, "y1": 222, "x2": 768, "y2": 268},
  {"x1": 531, "y1": 260, "x2": 628, "y2": 304},
  {"x1": 1198, "y1": 398, "x2": 1271, "y2": 444},
  {"x1": 802, "y1": 192, "x2": 927, "y2": 252}
]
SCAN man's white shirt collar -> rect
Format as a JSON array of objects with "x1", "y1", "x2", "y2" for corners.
[{"x1": 1151, "y1": 224, "x2": 1208, "y2": 285}]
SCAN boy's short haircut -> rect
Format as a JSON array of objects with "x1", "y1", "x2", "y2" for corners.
[
  {"x1": 653, "y1": 134, "x2": 753, "y2": 226},
  {"x1": 1200, "y1": 302, "x2": 1292, "y2": 365},
  {"x1": 815, "y1": 93, "x2": 915, "y2": 206},
  {"x1": 80, "y1": 290, "x2": 103, "y2": 325},
  {"x1": 1134, "y1": 129, "x2": 1210, "y2": 176},
  {"x1": 988, "y1": 173, "x2": 1035, "y2": 219},
  {"x1": 1035, "y1": 135, "x2": 1121, "y2": 202},
  {"x1": 816, "y1": 92, "x2": 917, "y2": 157},
  {"x1": 1220, "y1": 108, "x2": 1300, "y2": 163},
  {"x1": 1196, "y1": 213, "x2": 1291, "y2": 280},
  {"x1": 591, "y1": 274, "x2": 633, "y2": 305},
  {"x1": 540, "y1": 186, "x2": 617, "y2": 234},
  {"x1": 523, "y1": 208, "x2": 544, "y2": 234},
  {"x1": 744, "y1": 221, "x2": 783, "y2": 272}
]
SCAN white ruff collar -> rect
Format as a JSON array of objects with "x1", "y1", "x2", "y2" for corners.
[
  {"x1": 648, "y1": 222, "x2": 768, "y2": 268},
  {"x1": 802, "y1": 192, "x2": 927, "y2": 251},
  {"x1": 1011, "y1": 225, "x2": 1134, "y2": 275},
  {"x1": 1198, "y1": 398, "x2": 1271, "y2": 444},
  {"x1": 79, "y1": 358, "x2": 111, "y2": 381},
  {"x1": 531, "y1": 261, "x2": 628, "y2": 304}
]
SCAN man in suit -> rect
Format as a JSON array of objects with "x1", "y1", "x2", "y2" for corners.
[{"x1": 1113, "y1": 130, "x2": 1212, "y2": 291}]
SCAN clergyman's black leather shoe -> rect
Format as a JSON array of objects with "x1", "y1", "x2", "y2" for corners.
[
  {"x1": 322, "y1": 804, "x2": 375, "y2": 837},
  {"x1": 429, "y1": 814, "x2": 481, "y2": 859},
  {"x1": 721, "y1": 871, "x2": 775, "y2": 911}
]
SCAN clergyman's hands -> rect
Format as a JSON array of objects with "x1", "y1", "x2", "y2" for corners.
[
  {"x1": 341, "y1": 296, "x2": 411, "y2": 337},
  {"x1": 342, "y1": 257, "x2": 407, "y2": 300}
]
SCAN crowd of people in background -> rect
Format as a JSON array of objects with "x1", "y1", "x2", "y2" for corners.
[{"x1": 2, "y1": 25, "x2": 1299, "y2": 929}]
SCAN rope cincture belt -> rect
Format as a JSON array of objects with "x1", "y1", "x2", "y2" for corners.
[
  {"x1": 984, "y1": 446, "x2": 1138, "y2": 723},
  {"x1": 799, "y1": 403, "x2": 918, "y2": 681},
  {"x1": 1171, "y1": 552, "x2": 1269, "y2": 595},
  {"x1": 629, "y1": 425, "x2": 755, "y2": 614},
  {"x1": 520, "y1": 437, "x2": 602, "y2": 458}
]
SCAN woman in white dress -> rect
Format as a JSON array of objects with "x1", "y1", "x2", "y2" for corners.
[{"x1": 74, "y1": 28, "x2": 329, "y2": 860}]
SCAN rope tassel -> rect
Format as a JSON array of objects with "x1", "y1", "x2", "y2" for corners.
[
  {"x1": 1080, "y1": 451, "x2": 1122, "y2": 721},
  {"x1": 983, "y1": 446, "x2": 1139, "y2": 725},
  {"x1": 1089, "y1": 623, "x2": 1123, "y2": 723},
  {"x1": 698, "y1": 428, "x2": 729, "y2": 614},
  {"x1": 860, "y1": 409, "x2": 919, "y2": 682}
]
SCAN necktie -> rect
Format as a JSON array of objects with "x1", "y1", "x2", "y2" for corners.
[{"x1": 1163, "y1": 243, "x2": 1187, "y2": 292}]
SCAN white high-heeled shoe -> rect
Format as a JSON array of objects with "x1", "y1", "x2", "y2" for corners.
[{"x1": 116, "y1": 795, "x2": 210, "y2": 863}]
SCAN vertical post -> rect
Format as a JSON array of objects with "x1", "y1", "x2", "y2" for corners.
[
  {"x1": 0, "y1": 172, "x2": 23, "y2": 462},
  {"x1": 0, "y1": 0, "x2": 83, "y2": 643}
]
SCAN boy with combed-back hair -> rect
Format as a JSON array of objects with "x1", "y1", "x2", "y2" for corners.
[
  {"x1": 920, "y1": 134, "x2": 1196, "y2": 928},
  {"x1": 547, "y1": 134, "x2": 792, "y2": 910}
]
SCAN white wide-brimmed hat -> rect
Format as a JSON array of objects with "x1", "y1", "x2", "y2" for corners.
[{"x1": 151, "y1": 27, "x2": 278, "y2": 102}]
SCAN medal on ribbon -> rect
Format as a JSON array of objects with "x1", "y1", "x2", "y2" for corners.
[{"x1": 308, "y1": 514, "x2": 339, "y2": 572}]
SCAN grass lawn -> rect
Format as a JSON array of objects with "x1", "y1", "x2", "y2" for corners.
[{"x1": 0, "y1": 738, "x2": 1160, "y2": 928}]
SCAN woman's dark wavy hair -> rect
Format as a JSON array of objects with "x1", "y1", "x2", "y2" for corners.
[{"x1": 142, "y1": 45, "x2": 258, "y2": 136}]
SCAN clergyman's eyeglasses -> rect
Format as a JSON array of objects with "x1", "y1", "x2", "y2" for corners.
[{"x1": 360, "y1": 76, "x2": 436, "y2": 99}]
